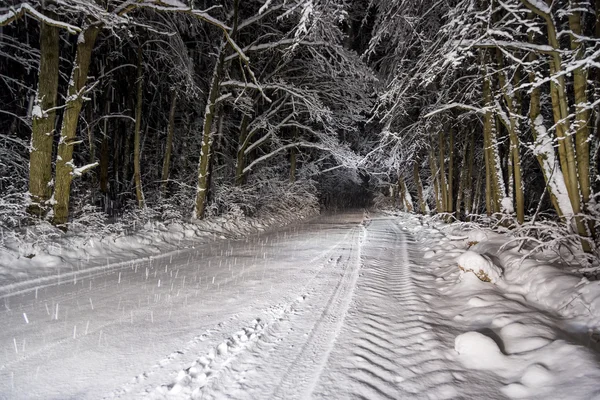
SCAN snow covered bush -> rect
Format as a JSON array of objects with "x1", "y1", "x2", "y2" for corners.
[
  {"x1": 457, "y1": 250, "x2": 502, "y2": 283},
  {"x1": 255, "y1": 179, "x2": 319, "y2": 220},
  {"x1": 208, "y1": 183, "x2": 260, "y2": 218},
  {"x1": 372, "y1": 192, "x2": 394, "y2": 210}
]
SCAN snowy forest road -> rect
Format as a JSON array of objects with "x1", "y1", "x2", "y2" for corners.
[{"x1": 1, "y1": 212, "x2": 501, "y2": 399}]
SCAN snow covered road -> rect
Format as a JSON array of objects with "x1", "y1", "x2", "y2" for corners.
[{"x1": 2, "y1": 212, "x2": 600, "y2": 399}]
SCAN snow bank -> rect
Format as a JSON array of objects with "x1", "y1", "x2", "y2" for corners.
[
  {"x1": 454, "y1": 331, "x2": 508, "y2": 370},
  {"x1": 390, "y1": 211, "x2": 600, "y2": 399},
  {"x1": 0, "y1": 204, "x2": 318, "y2": 292},
  {"x1": 471, "y1": 238, "x2": 600, "y2": 329},
  {"x1": 395, "y1": 210, "x2": 600, "y2": 328},
  {"x1": 457, "y1": 250, "x2": 502, "y2": 283}
]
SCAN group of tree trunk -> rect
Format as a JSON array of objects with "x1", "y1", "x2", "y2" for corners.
[
  {"x1": 373, "y1": 0, "x2": 600, "y2": 253},
  {"x1": 1, "y1": 0, "x2": 374, "y2": 230},
  {"x1": 2, "y1": 0, "x2": 600, "y2": 255}
]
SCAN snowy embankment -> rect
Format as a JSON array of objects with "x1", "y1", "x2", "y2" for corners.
[
  {"x1": 393, "y1": 211, "x2": 600, "y2": 399},
  {"x1": 0, "y1": 204, "x2": 317, "y2": 293}
]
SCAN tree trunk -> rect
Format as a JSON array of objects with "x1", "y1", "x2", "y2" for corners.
[
  {"x1": 133, "y1": 46, "x2": 145, "y2": 208},
  {"x1": 398, "y1": 171, "x2": 405, "y2": 211},
  {"x1": 289, "y1": 127, "x2": 298, "y2": 183},
  {"x1": 521, "y1": 0, "x2": 592, "y2": 250},
  {"x1": 194, "y1": 42, "x2": 226, "y2": 219},
  {"x1": 482, "y1": 60, "x2": 499, "y2": 215},
  {"x1": 206, "y1": 110, "x2": 224, "y2": 205},
  {"x1": 595, "y1": 0, "x2": 600, "y2": 197},
  {"x1": 289, "y1": 148, "x2": 297, "y2": 183},
  {"x1": 527, "y1": 28, "x2": 564, "y2": 217},
  {"x1": 99, "y1": 98, "x2": 110, "y2": 194},
  {"x1": 429, "y1": 144, "x2": 442, "y2": 213},
  {"x1": 161, "y1": 91, "x2": 177, "y2": 195},
  {"x1": 123, "y1": 131, "x2": 131, "y2": 185},
  {"x1": 398, "y1": 173, "x2": 413, "y2": 212},
  {"x1": 448, "y1": 127, "x2": 454, "y2": 214},
  {"x1": 472, "y1": 165, "x2": 483, "y2": 218},
  {"x1": 413, "y1": 162, "x2": 426, "y2": 214},
  {"x1": 568, "y1": 2, "x2": 591, "y2": 207},
  {"x1": 456, "y1": 132, "x2": 469, "y2": 218},
  {"x1": 464, "y1": 131, "x2": 475, "y2": 218},
  {"x1": 235, "y1": 114, "x2": 251, "y2": 186},
  {"x1": 29, "y1": 18, "x2": 60, "y2": 217},
  {"x1": 496, "y1": 50, "x2": 524, "y2": 223},
  {"x1": 438, "y1": 130, "x2": 448, "y2": 213},
  {"x1": 52, "y1": 27, "x2": 99, "y2": 226}
]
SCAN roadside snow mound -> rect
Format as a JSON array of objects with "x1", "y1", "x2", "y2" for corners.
[
  {"x1": 387, "y1": 211, "x2": 600, "y2": 399},
  {"x1": 457, "y1": 250, "x2": 502, "y2": 283},
  {"x1": 0, "y1": 205, "x2": 318, "y2": 289},
  {"x1": 454, "y1": 331, "x2": 508, "y2": 369},
  {"x1": 472, "y1": 239, "x2": 600, "y2": 327}
]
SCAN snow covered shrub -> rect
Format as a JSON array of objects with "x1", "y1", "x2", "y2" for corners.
[
  {"x1": 208, "y1": 183, "x2": 260, "y2": 218},
  {"x1": 0, "y1": 138, "x2": 32, "y2": 246},
  {"x1": 154, "y1": 188, "x2": 195, "y2": 222},
  {"x1": 373, "y1": 192, "x2": 393, "y2": 210},
  {"x1": 207, "y1": 176, "x2": 318, "y2": 221},
  {"x1": 457, "y1": 250, "x2": 502, "y2": 283},
  {"x1": 0, "y1": 192, "x2": 28, "y2": 231},
  {"x1": 69, "y1": 203, "x2": 109, "y2": 232},
  {"x1": 505, "y1": 218, "x2": 599, "y2": 268},
  {"x1": 255, "y1": 179, "x2": 319, "y2": 220},
  {"x1": 120, "y1": 203, "x2": 161, "y2": 233}
]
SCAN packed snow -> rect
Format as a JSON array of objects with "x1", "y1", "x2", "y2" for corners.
[{"x1": 1, "y1": 211, "x2": 600, "y2": 399}]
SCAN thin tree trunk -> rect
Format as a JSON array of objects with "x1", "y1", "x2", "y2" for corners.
[
  {"x1": 496, "y1": 50, "x2": 524, "y2": 223},
  {"x1": 527, "y1": 28, "x2": 564, "y2": 217},
  {"x1": 99, "y1": 99, "x2": 110, "y2": 194},
  {"x1": 289, "y1": 127, "x2": 298, "y2": 183},
  {"x1": 464, "y1": 131, "x2": 476, "y2": 217},
  {"x1": 133, "y1": 46, "x2": 145, "y2": 208},
  {"x1": 122, "y1": 125, "x2": 131, "y2": 191},
  {"x1": 429, "y1": 144, "x2": 442, "y2": 213},
  {"x1": 161, "y1": 91, "x2": 177, "y2": 195},
  {"x1": 595, "y1": 0, "x2": 600, "y2": 197},
  {"x1": 398, "y1": 173, "x2": 413, "y2": 212},
  {"x1": 413, "y1": 162, "x2": 426, "y2": 214},
  {"x1": 456, "y1": 133, "x2": 469, "y2": 218},
  {"x1": 29, "y1": 18, "x2": 60, "y2": 217},
  {"x1": 482, "y1": 60, "x2": 495, "y2": 215},
  {"x1": 207, "y1": 110, "x2": 224, "y2": 203},
  {"x1": 568, "y1": 2, "x2": 591, "y2": 207},
  {"x1": 194, "y1": 43, "x2": 226, "y2": 219},
  {"x1": 568, "y1": 1, "x2": 594, "y2": 240},
  {"x1": 448, "y1": 127, "x2": 454, "y2": 214},
  {"x1": 472, "y1": 166, "x2": 483, "y2": 218},
  {"x1": 398, "y1": 171, "x2": 405, "y2": 211},
  {"x1": 289, "y1": 148, "x2": 297, "y2": 183},
  {"x1": 520, "y1": 0, "x2": 591, "y2": 250},
  {"x1": 53, "y1": 27, "x2": 99, "y2": 226},
  {"x1": 235, "y1": 115, "x2": 251, "y2": 186},
  {"x1": 438, "y1": 130, "x2": 448, "y2": 213}
]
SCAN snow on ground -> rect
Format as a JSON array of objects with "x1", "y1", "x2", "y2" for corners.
[
  {"x1": 0, "y1": 204, "x2": 316, "y2": 292},
  {"x1": 1, "y1": 211, "x2": 600, "y2": 399},
  {"x1": 400, "y1": 212, "x2": 600, "y2": 399}
]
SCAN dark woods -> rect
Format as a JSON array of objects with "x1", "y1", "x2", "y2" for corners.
[{"x1": 1, "y1": 0, "x2": 600, "y2": 256}]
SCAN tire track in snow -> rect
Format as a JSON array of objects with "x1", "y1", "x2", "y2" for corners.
[
  {"x1": 186, "y1": 224, "x2": 365, "y2": 400},
  {"x1": 108, "y1": 219, "x2": 365, "y2": 399},
  {"x1": 268, "y1": 224, "x2": 365, "y2": 399},
  {"x1": 312, "y1": 217, "x2": 459, "y2": 400}
]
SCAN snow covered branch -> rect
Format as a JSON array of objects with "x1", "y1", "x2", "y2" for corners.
[{"x1": 0, "y1": 3, "x2": 81, "y2": 33}]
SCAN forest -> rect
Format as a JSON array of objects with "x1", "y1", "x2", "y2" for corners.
[{"x1": 1, "y1": 0, "x2": 600, "y2": 260}]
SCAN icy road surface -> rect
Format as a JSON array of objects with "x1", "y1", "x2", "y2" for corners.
[{"x1": 1, "y1": 212, "x2": 600, "y2": 399}]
